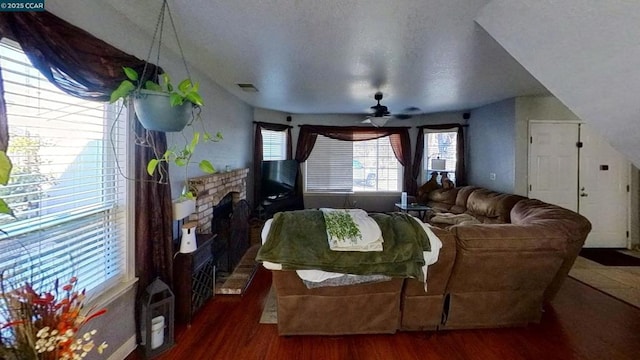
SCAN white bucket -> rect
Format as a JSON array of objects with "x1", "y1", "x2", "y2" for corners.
[{"x1": 151, "y1": 315, "x2": 165, "y2": 349}]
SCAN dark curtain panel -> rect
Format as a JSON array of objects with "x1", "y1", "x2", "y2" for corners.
[
  {"x1": 388, "y1": 131, "x2": 414, "y2": 193},
  {"x1": 0, "y1": 64, "x2": 7, "y2": 152},
  {"x1": 134, "y1": 119, "x2": 174, "y2": 289},
  {"x1": 253, "y1": 124, "x2": 264, "y2": 207},
  {"x1": 418, "y1": 124, "x2": 467, "y2": 187},
  {"x1": 0, "y1": 12, "x2": 174, "y2": 341},
  {"x1": 411, "y1": 127, "x2": 425, "y2": 192},
  {"x1": 252, "y1": 122, "x2": 293, "y2": 207},
  {"x1": 455, "y1": 125, "x2": 467, "y2": 186},
  {"x1": 0, "y1": 12, "x2": 160, "y2": 101},
  {"x1": 295, "y1": 126, "x2": 318, "y2": 162},
  {"x1": 286, "y1": 129, "x2": 293, "y2": 159},
  {"x1": 296, "y1": 125, "x2": 413, "y2": 191}
]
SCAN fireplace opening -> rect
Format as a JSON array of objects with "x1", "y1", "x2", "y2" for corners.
[{"x1": 211, "y1": 193, "x2": 250, "y2": 275}]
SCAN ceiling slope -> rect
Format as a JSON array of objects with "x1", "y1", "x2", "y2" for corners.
[{"x1": 476, "y1": 0, "x2": 640, "y2": 168}]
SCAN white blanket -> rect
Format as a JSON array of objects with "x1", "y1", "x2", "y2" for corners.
[
  {"x1": 260, "y1": 213, "x2": 442, "y2": 292},
  {"x1": 320, "y1": 208, "x2": 383, "y2": 252}
]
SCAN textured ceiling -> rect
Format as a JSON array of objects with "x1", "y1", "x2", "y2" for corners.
[{"x1": 100, "y1": 0, "x2": 548, "y2": 115}]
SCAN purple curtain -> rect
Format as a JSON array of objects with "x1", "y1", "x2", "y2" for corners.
[
  {"x1": 0, "y1": 12, "x2": 160, "y2": 101},
  {"x1": 296, "y1": 125, "x2": 413, "y2": 192}
]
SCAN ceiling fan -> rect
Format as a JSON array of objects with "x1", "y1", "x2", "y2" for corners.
[{"x1": 362, "y1": 92, "x2": 420, "y2": 127}]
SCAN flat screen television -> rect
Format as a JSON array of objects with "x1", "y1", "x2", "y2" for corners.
[{"x1": 261, "y1": 159, "x2": 298, "y2": 200}]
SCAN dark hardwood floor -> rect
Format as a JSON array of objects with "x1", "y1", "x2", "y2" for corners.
[{"x1": 126, "y1": 267, "x2": 640, "y2": 360}]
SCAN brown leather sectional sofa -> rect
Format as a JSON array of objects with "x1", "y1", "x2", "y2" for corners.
[{"x1": 269, "y1": 186, "x2": 592, "y2": 335}]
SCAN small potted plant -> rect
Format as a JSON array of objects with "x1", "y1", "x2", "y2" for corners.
[{"x1": 110, "y1": 67, "x2": 204, "y2": 132}]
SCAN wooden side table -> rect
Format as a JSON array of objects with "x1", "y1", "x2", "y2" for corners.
[{"x1": 173, "y1": 234, "x2": 216, "y2": 324}]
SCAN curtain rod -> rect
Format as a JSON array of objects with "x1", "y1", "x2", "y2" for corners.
[
  {"x1": 297, "y1": 124, "x2": 411, "y2": 129},
  {"x1": 253, "y1": 121, "x2": 293, "y2": 128},
  {"x1": 417, "y1": 123, "x2": 469, "y2": 129}
]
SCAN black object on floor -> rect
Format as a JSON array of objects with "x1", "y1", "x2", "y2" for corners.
[{"x1": 579, "y1": 248, "x2": 640, "y2": 267}]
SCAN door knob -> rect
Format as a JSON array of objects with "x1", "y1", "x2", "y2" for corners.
[{"x1": 580, "y1": 193, "x2": 588, "y2": 197}]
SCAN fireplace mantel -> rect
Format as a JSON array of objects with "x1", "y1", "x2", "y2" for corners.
[{"x1": 187, "y1": 168, "x2": 249, "y2": 234}]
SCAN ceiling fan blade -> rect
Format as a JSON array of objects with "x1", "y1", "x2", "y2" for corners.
[{"x1": 393, "y1": 106, "x2": 422, "y2": 120}]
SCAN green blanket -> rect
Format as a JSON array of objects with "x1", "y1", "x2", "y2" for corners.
[{"x1": 256, "y1": 210, "x2": 430, "y2": 281}]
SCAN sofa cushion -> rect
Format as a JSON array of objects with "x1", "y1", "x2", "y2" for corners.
[
  {"x1": 428, "y1": 187, "x2": 458, "y2": 204},
  {"x1": 511, "y1": 199, "x2": 591, "y2": 242},
  {"x1": 465, "y1": 189, "x2": 526, "y2": 223},
  {"x1": 451, "y1": 186, "x2": 478, "y2": 213}
]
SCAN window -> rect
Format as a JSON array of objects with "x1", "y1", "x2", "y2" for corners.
[
  {"x1": 305, "y1": 135, "x2": 402, "y2": 193},
  {"x1": 423, "y1": 131, "x2": 457, "y2": 183},
  {"x1": 261, "y1": 129, "x2": 287, "y2": 161},
  {"x1": 0, "y1": 40, "x2": 129, "y2": 295}
]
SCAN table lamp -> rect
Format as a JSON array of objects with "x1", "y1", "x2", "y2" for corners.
[{"x1": 431, "y1": 158, "x2": 446, "y2": 171}]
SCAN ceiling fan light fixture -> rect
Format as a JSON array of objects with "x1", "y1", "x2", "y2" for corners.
[{"x1": 368, "y1": 117, "x2": 389, "y2": 127}]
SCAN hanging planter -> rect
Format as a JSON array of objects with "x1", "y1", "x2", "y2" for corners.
[
  {"x1": 133, "y1": 89, "x2": 192, "y2": 132},
  {"x1": 111, "y1": 69, "x2": 204, "y2": 132},
  {"x1": 107, "y1": 0, "x2": 223, "y2": 199}
]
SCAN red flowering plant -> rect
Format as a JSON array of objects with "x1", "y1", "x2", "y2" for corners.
[{"x1": 0, "y1": 276, "x2": 108, "y2": 360}]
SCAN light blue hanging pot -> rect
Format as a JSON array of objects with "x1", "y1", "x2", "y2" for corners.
[{"x1": 133, "y1": 89, "x2": 192, "y2": 132}]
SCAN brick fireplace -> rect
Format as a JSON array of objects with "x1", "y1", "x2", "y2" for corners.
[{"x1": 187, "y1": 168, "x2": 249, "y2": 234}]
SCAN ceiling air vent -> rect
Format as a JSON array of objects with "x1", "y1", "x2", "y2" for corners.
[{"x1": 237, "y1": 83, "x2": 259, "y2": 92}]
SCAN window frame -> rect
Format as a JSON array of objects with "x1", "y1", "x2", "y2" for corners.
[
  {"x1": 303, "y1": 135, "x2": 404, "y2": 194},
  {"x1": 0, "y1": 38, "x2": 135, "y2": 299},
  {"x1": 422, "y1": 129, "x2": 458, "y2": 184},
  {"x1": 261, "y1": 128, "x2": 288, "y2": 161}
]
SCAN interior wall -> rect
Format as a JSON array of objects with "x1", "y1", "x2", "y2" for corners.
[
  {"x1": 467, "y1": 95, "x2": 585, "y2": 196},
  {"x1": 44, "y1": 1, "x2": 254, "y2": 358},
  {"x1": 165, "y1": 72, "x2": 253, "y2": 199},
  {"x1": 477, "y1": 0, "x2": 640, "y2": 169},
  {"x1": 514, "y1": 96, "x2": 639, "y2": 248},
  {"x1": 467, "y1": 98, "x2": 516, "y2": 193},
  {"x1": 84, "y1": 287, "x2": 136, "y2": 360}
]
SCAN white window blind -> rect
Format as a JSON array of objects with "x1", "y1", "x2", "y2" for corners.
[
  {"x1": 306, "y1": 135, "x2": 353, "y2": 192},
  {"x1": 305, "y1": 135, "x2": 402, "y2": 193},
  {"x1": 0, "y1": 40, "x2": 129, "y2": 295},
  {"x1": 261, "y1": 129, "x2": 287, "y2": 161}
]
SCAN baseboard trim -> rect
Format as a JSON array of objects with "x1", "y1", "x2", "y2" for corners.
[{"x1": 108, "y1": 335, "x2": 137, "y2": 360}]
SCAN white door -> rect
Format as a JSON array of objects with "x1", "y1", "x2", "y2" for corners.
[
  {"x1": 528, "y1": 121, "x2": 629, "y2": 248},
  {"x1": 528, "y1": 122, "x2": 579, "y2": 212},
  {"x1": 579, "y1": 125, "x2": 629, "y2": 247}
]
